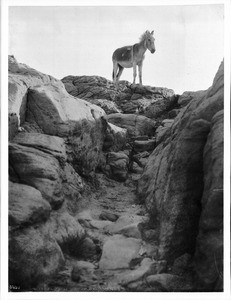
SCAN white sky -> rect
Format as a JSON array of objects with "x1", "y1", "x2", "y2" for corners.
[{"x1": 9, "y1": 5, "x2": 224, "y2": 94}]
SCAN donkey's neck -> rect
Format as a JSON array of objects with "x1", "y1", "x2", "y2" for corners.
[{"x1": 138, "y1": 39, "x2": 148, "y2": 56}]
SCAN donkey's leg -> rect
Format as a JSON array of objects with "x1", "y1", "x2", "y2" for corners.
[
  {"x1": 138, "y1": 62, "x2": 143, "y2": 85},
  {"x1": 116, "y1": 64, "x2": 124, "y2": 82},
  {"x1": 133, "y1": 63, "x2": 137, "y2": 84},
  {"x1": 113, "y1": 61, "x2": 119, "y2": 84}
]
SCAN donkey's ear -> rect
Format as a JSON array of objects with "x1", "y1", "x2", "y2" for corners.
[
  {"x1": 151, "y1": 30, "x2": 154, "y2": 35},
  {"x1": 146, "y1": 30, "x2": 150, "y2": 34}
]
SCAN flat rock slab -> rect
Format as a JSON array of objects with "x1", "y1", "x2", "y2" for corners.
[
  {"x1": 99, "y1": 234, "x2": 142, "y2": 270},
  {"x1": 13, "y1": 132, "x2": 67, "y2": 160},
  {"x1": 105, "y1": 214, "x2": 146, "y2": 238},
  {"x1": 118, "y1": 257, "x2": 155, "y2": 286}
]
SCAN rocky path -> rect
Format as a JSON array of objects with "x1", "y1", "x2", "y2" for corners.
[{"x1": 43, "y1": 172, "x2": 161, "y2": 292}]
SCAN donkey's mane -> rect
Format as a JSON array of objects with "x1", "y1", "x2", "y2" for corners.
[{"x1": 139, "y1": 31, "x2": 149, "y2": 42}]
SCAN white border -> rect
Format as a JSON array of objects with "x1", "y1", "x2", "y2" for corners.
[{"x1": 1, "y1": 0, "x2": 230, "y2": 300}]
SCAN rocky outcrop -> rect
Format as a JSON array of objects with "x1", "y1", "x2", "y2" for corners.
[
  {"x1": 62, "y1": 75, "x2": 174, "y2": 103},
  {"x1": 8, "y1": 55, "x2": 223, "y2": 292},
  {"x1": 9, "y1": 56, "x2": 107, "y2": 176},
  {"x1": 62, "y1": 75, "x2": 176, "y2": 121},
  {"x1": 106, "y1": 113, "x2": 156, "y2": 138},
  {"x1": 193, "y1": 110, "x2": 223, "y2": 291},
  {"x1": 8, "y1": 57, "x2": 108, "y2": 289},
  {"x1": 137, "y1": 61, "x2": 224, "y2": 290}
]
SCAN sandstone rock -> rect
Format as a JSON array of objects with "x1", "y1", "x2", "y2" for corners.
[
  {"x1": 144, "y1": 95, "x2": 178, "y2": 119},
  {"x1": 9, "y1": 133, "x2": 84, "y2": 211},
  {"x1": 9, "y1": 55, "x2": 63, "y2": 128},
  {"x1": 119, "y1": 98, "x2": 155, "y2": 114},
  {"x1": 118, "y1": 258, "x2": 155, "y2": 286},
  {"x1": 99, "y1": 234, "x2": 142, "y2": 270},
  {"x1": 99, "y1": 211, "x2": 119, "y2": 222},
  {"x1": 88, "y1": 219, "x2": 113, "y2": 230},
  {"x1": 9, "y1": 181, "x2": 51, "y2": 228},
  {"x1": 161, "y1": 119, "x2": 174, "y2": 127},
  {"x1": 9, "y1": 142, "x2": 65, "y2": 209},
  {"x1": 172, "y1": 253, "x2": 192, "y2": 275},
  {"x1": 9, "y1": 56, "x2": 107, "y2": 176},
  {"x1": 106, "y1": 151, "x2": 129, "y2": 181},
  {"x1": 106, "y1": 113, "x2": 156, "y2": 138},
  {"x1": 142, "y1": 228, "x2": 159, "y2": 241},
  {"x1": 155, "y1": 126, "x2": 171, "y2": 145},
  {"x1": 137, "y1": 61, "x2": 224, "y2": 263},
  {"x1": 193, "y1": 110, "x2": 223, "y2": 291},
  {"x1": 85, "y1": 98, "x2": 122, "y2": 114},
  {"x1": 13, "y1": 132, "x2": 67, "y2": 161},
  {"x1": 61, "y1": 163, "x2": 84, "y2": 212},
  {"x1": 26, "y1": 84, "x2": 106, "y2": 176},
  {"x1": 103, "y1": 122, "x2": 127, "y2": 152},
  {"x1": 9, "y1": 227, "x2": 64, "y2": 289},
  {"x1": 9, "y1": 113, "x2": 19, "y2": 140},
  {"x1": 76, "y1": 237, "x2": 99, "y2": 260},
  {"x1": 42, "y1": 211, "x2": 85, "y2": 255},
  {"x1": 62, "y1": 75, "x2": 121, "y2": 101},
  {"x1": 178, "y1": 90, "x2": 206, "y2": 107},
  {"x1": 26, "y1": 84, "x2": 105, "y2": 136},
  {"x1": 105, "y1": 214, "x2": 145, "y2": 238},
  {"x1": 62, "y1": 75, "x2": 174, "y2": 104},
  {"x1": 71, "y1": 261, "x2": 96, "y2": 283},
  {"x1": 133, "y1": 139, "x2": 156, "y2": 153},
  {"x1": 145, "y1": 273, "x2": 193, "y2": 292},
  {"x1": 168, "y1": 108, "x2": 182, "y2": 119},
  {"x1": 76, "y1": 210, "x2": 94, "y2": 222},
  {"x1": 133, "y1": 151, "x2": 150, "y2": 168},
  {"x1": 131, "y1": 162, "x2": 143, "y2": 174}
]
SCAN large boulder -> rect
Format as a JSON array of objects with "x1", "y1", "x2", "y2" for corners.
[
  {"x1": 9, "y1": 227, "x2": 64, "y2": 289},
  {"x1": 106, "y1": 113, "x2": 156, "y2": 138},
  {"x1": 26, "y1": 84, "x2": 106, "y2": 175},
  {"x1": 9, "y1": 56, "x2": 107, "y2": 176},
  {"x1": 143, "y1": 95, "x2": 179, "y2": 119},
  {"x1": 12, "y1": 132, "x2": 67, "y2": 161},
  {"x1": 9, "y1": 142, "x2": 66, "y2": 209},
  {"x1": 137, "y1": 61, "x2": 224, "y2": 268},
  {"x1": 41, "y1": 211, "x2": 86, "y2": 255},
  {"x1": 103, "y1": 122, "x2": 127, "y2": 152},
  {"x1": 9, "y1": 181, "x2": 51, "y2": 228},
  {"x1": 8, "y1": 55, "x2": 63, "y2": 133},
  {"x1": 105, "y1": 151, "x2": 129, "y2": 182},
  {"x1": 9, "y1": 133, "x2": 83, "y2": 211},
  {"x1": 193, "y1": 110, "x2": 223, "y2": 291}
]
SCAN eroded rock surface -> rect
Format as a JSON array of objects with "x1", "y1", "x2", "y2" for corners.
[
  {"x1": 8, "y1": 56, "x2": 223, "y2": 292},
  {"x1": 137, "y1": 61, "x2": 224, "y2": 290}
]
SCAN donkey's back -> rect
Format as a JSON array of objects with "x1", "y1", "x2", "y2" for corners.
[{"x1": 112, "y1": 46, "x2": 133, "y2": 64}]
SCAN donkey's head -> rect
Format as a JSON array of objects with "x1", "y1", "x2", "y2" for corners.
[{"x1": 144, "y1": 30, "x2": 155, "y2": 53}]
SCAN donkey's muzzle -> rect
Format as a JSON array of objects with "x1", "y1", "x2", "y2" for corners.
[{"x1": 151, "y1": 49, "x2": 155, "y2": 54}]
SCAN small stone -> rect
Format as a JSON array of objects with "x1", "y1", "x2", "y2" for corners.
[
  {"x1": 99, "y1": 211, "x2": 119, "y2": 222},
  {"x1": 71, "y1": 261, "x2": 96, "y2": 283}
]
